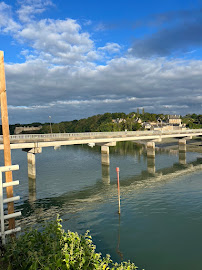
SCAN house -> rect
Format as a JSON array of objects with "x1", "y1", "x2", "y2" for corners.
[
  {"x1": 14, "y1": 126, "x2": 42, "y2": 134},
  {"x1": 168, "y1": 115, "x2": 182, "y2": 125},
  {"x1": 134, "y1": 117, "x2": 142, "y2": 124},
  {"x1": 142, "y1": 122, "x2": 151, "y2": 130},
  {"x1": 112, "y1": 118, "x2": 126, "y2": 124},
  {"x1": 142, "y1": 115, "x2": 186, "y2": 131}
]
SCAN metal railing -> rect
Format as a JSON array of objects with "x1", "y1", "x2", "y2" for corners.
[
  {"x1": 0, "y1": 165, "x2": 21, "y2": 244},
  {"x1": 0, "y1": 129, "x2": 201, "y2": 142}
]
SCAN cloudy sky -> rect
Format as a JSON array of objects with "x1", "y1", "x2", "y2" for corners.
[{"x1": 0, "y1": 0, "x2": 202, "y2": 123}]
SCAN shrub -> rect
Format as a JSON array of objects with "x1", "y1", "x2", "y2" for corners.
[{"x1": 1, "y1": 217, "x2": 139, "y2": 270}]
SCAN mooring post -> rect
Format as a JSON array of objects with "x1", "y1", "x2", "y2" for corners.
[{"x1": 0, "y1": 51, "x2": 15, "y2": 230}]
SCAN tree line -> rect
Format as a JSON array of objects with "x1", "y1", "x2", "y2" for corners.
[{"x1": 0, "y1": 111, "x2": 201, "y2": 135}]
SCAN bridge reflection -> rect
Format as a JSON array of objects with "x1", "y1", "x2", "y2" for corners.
[{"x1": 16, "y1": 155, "x2": 202, "y2": 228}]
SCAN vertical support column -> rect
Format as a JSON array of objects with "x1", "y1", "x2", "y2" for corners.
[
  {"x1": 179, "y1": 139, "x2": 186, "y2": 165},
  {"x1": 23, "y1": 147, "x2": 42, "y2": 180},
  {"x1": 28, "y1": 177, "x2": 36, "y2": 202},
  {"x1": 147, "y1": 141, "x2": 156, "y2": 174},
  {"x1": 0, "y1": 51, "x2": 15, "y2": 230},
  {"x1": 0, "y1": 170, "x2": 5, "y2": 244},
  {"x1": 101, "y1": 145, "x2": 110, "y2": 166},
  {"x1": 102, "y1": 164, "x2": 110, "y2": 184},
  {"x1": 99, "y1": 142, "x2": 116, "y2": 183},
  {"x1": 27, "y1": 152, "x2": 36, "y2": 179},
  {"x1": 179, "y1": 139, "x2": 186, "y2": 152},
  {"x1": 147, "y1": 157, "x2": 156, "y2": 174},
  {"x1": 147, "y1": 141, "x2": 155, "y2": 157}
]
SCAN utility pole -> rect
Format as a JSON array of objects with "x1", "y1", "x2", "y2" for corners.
[
  {"x1": 0, "y1": 51, "x2": 15, "y2": 230},
  {"x1": 49, "y1": 115, "x2": 52, "y2": 134}
]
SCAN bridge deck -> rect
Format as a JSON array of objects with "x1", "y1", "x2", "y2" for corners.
[{"x1": 0, "y1": 129, "x2": 201, "y2": 150}]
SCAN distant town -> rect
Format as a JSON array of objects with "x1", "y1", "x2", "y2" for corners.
[{"x1": 5, "y1": 110, "x2": 202, "y2": 135}]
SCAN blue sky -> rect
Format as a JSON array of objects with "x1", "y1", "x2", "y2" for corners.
[{"x1": 0, "y1": 0, "x2": 202, "y2": 123}]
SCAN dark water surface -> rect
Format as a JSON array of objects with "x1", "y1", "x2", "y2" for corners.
[{"x1": 1, "y1": 142, "x2": 202, "y2": 270}]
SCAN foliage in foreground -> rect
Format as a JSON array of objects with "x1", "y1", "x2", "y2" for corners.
[{"x1": 0, "y1": 217, "x2": 138, "y2": 270}]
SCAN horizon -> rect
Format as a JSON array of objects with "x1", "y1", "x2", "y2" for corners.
[
  {"x1": 0, "y1": 0, "x2": 202, "y2": 124},
  {"x1": 5, "y1": 111, "x2": 201, "y2": 125}
]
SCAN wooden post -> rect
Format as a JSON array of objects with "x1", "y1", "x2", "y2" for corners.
[{"x1": 0, "y1": 51, "x2": 15, "y2": 230}]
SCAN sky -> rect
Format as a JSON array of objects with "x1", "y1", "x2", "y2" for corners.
[{"x1": 0, "y1": 0, "x2": 202, "y2": 124}]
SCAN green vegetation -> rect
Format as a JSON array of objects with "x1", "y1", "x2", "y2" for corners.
[
  {"x1": 4, "y1": 111, "x2": 202, "y2": 135},
  {"x1": 0, "y1": 217, "x2": 138, "y2": 270},
  {"x1": 182, "y1": 114, "x2": 202, "y2": 129}
]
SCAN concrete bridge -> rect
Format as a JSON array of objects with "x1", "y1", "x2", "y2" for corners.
[{"x1": 0, "y1": 129, "x2": 201, "y2": 179}]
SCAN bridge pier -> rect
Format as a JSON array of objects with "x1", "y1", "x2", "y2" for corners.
[
  {"x1": 146, "y1": 142, "x2": 156, "y2": 174},
  {"x1": 27, "y1": 152, "x2": 36, "y2": 179},
  {"x1": 179, "y1": 152, "x2": 186, "y2": 165},
  {"x1": 179, "y1": 139, "x2": 186, "y2": 152},
  {"x1": 147, "y1": 156, "x2": 156, "y2": 174},
  {"x1": 179, "y1": 139, "x2": 186, "y2": 164},
  {"x1": 102, "y1": 164, "x2": 110, "y2": 184},
  {"x1": 22, "y1": 147, "x2": 42, "y2": 180},
  {"x1": 101, "y1": 145, "x2": 111, "y2": 166},
  {"x1": 98, "y1": 142, "x2": 116, "y2": 166},
  {"x1": 147, "y1": 141, "x2": 155, "y2": 157},
  {"x1": 28, "y1": 177, "x2": 36, "y2": 202}
]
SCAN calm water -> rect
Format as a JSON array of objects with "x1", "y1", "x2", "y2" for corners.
[{"x1": 1, "y1": 142, "x2": 202, "y2": 270}]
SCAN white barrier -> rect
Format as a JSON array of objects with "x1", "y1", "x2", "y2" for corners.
[
  {"x1": 0, "y1": 165, "x2": 21, "y2": 244},
  {"x1": 0, "y1": 128, "x2": 200, "y2": 142}
]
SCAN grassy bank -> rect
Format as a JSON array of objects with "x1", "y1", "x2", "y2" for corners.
[{"x1": 0, "y1": 217, "x2": 139, "y2": 270}]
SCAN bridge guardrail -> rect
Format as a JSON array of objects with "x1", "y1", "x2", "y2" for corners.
[{"x1": 0, "y1": 129, "x2": 201, "y2": 141}]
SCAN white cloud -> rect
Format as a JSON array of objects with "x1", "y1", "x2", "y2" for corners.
[
  {"x1": 0, "y1": 1, "x2": 201, "y2": 123},
  {"x1": 0, "y1": 2, "x2": 21, "y2": 32},
  {"x1": 17, "y1": 18, "x2": 94, "y2": 65},
  {"x1": 94, "y1": 22, "x2": 106, "y2": 31},
  {"x1": 17, "y1": 0, "x2": 53, "y2": 22},
  {"x1": 98, "y1": 42, "x2": 121, "y2": 54}
]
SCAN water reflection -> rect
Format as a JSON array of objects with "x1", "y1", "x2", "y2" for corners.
[
  {"x1": 12, "y1": 140, "x2": 202, "y2": 270},
  {"x1": 19, "y1": 155, "x2": 202, "y2": 229},
  {"x1": 116, "y1": 215, "x2": 123, "y2": 260},
  {"x1": 179, "y1": 151, "x2": 186, "y2": 165}
]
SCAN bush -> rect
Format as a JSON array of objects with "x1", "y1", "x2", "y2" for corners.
[{"x1": 1, "y1": 217, "x2": 139, "y2": 270}]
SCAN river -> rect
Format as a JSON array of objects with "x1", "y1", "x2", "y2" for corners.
[{"x1": 1, "y1": 141, "x2": 202, "y2": 270}]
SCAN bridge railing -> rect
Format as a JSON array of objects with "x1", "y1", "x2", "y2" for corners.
[{"x1": 0, "y1": 129, "x2": 201, "y2": 141}]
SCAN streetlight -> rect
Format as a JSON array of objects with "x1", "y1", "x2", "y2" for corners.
[{"x1": 49, "y1": 116, "x2": 52, "y2": 134}]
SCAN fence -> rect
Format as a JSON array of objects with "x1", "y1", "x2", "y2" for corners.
[
  {"x1": 0, "y1": 165, "x2": 21, "y2": 244},
  {"x1": 0, "y1": 128, "x2": 201, "y2": 142}
]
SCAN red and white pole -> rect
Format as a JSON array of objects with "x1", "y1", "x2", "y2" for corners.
[{"x1": 116, "y1": 167, "x2": 121, "y2": 214}]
